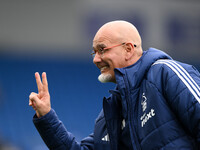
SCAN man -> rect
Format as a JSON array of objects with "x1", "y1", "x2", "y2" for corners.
[{"x1": 29, "y1": 20, "x2": 200, "y2": 149}]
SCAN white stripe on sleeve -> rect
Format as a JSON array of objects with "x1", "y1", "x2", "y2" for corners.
[{"x1": 153, "y1": 59, "x2": 200, "y2": 103}]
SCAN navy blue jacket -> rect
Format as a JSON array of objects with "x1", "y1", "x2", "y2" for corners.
[{"x1": 33, "y1": 48, "x2": 200, "y2": 149}]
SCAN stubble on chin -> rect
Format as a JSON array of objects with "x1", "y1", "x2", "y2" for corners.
[{"x1": 98, "y1": 73, "x2": 112, "y2": 83}]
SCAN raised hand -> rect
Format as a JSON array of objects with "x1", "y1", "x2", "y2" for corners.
[{"x1": 29, "y1": 72, "x2": 51, "y2": 118}]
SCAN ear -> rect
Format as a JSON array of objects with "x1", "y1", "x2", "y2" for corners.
[{"x1": 124, "y1": 43, "x2": 134, "y2": 61}]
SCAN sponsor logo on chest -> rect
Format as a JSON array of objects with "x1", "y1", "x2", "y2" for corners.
[{"x1": 140, "y1": 93, "x2": 156, "y2": 127}]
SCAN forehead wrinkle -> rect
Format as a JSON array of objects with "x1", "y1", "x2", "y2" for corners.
[{"x1": 93, "y1": 35, "x2": 113, "y2": 49}]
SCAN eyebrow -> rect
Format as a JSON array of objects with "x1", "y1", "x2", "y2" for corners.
[{"x1": 93, "y1": 44, "x2": 107, "y2": 50}]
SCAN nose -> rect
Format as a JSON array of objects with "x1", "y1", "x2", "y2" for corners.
[{"x1": 93, "y1": 53, "x2": 102, "y2": 64}]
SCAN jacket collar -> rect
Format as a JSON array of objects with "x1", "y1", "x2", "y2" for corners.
[{"x1": 114, "y1": 48, "x2": 172, "y2": 90}]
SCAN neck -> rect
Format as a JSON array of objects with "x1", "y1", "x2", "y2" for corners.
[{"x1": 128, "y1": 49, "x2": 143, "y2": 66}]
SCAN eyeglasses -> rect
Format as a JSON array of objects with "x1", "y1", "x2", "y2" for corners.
[{"x1": 91, "y1": 42, "x2": 136, "y2": 58}]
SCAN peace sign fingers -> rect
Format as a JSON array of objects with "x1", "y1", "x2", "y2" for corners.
[
  {"x1": 30, "y1": 72, "x2": 51, "y2": 118},
  {"x1": 35, "y1": 72, "x2": 49, "y2": 94}
]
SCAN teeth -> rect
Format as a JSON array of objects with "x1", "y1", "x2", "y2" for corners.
[{"x1": 100, "y1": 66, "x2": 108, "y2": 71}]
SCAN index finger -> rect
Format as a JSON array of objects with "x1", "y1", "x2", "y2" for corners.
[
  {"x1": 35, "y1": 72, "x2": 43, "y2": 93},
  {"x1": 42, "y1": 72, "x2": 49, "y2": 92}
]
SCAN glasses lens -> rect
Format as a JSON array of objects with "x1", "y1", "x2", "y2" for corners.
[
  {"x1": 92, "y1": 53, "x2": 95, "y2": 58},
  {"x1": 91, "y1": 50, "x2": 95, "y2": 58}
]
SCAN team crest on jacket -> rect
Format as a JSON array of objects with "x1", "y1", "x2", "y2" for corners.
[
  {"x1": 141, "y1": 93, "x2": 147, "y2": 112},
  {"x1": 140, "y1": 93, "x2": 156, "y2": 127}
]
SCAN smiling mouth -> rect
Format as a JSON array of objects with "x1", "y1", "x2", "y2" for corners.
[{"x1": 100, "y1": 66, "x2": 109, "y2": 73}]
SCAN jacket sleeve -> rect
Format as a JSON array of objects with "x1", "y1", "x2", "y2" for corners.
[
  {"x1": 157, "y1": 61, "x2": 200, "y2": 145},
  {"x1": 33, "y1": 109, "x2": 94, "y2": 150}
]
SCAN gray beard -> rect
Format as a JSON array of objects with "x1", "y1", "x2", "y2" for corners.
[{"x1": 98, "y1": 73, "x2": 112, "y2": 83}]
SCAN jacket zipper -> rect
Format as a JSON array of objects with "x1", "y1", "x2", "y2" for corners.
[{"x1": 123, "y1": 71, "x2": 141, "y2": 150}]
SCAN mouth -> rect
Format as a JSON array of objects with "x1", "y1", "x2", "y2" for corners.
[{"x1": 99, "y1": 66, "x2": 110, "y2": 73}]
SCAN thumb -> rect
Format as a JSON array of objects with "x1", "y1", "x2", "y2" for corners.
[{"x1": 29, "y1": 92, "x2": 41, "y2": 105}]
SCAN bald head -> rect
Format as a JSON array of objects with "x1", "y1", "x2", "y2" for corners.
[
  {"x1": 93, "y1": 20, "x2": 142, "y2": 53},
  {"x1": 92, "y1": 21, "x2": 143, "y2": 83}
]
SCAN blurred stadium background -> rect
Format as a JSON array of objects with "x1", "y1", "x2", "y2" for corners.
[{"x1": 0, "y1": 0, "x2": 199, "y2": 149}]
